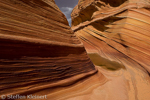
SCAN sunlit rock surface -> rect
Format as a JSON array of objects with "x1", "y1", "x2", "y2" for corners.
[
  {"x1": 1, "y1": 0, "x2": 150, "y2": 100},
  {"x1": 0, "y1": 0, "x2": 97, "y2": 98},
  {"x1": 70, "y1": 0, "x2": 150, "y2": 100}
]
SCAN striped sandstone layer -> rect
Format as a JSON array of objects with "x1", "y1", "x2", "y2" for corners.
[
  {"x1": 0, "y1": 0, "x2": 97, "y2": 98},
  {"x1": 70, "y1": 0, "x2": 150, "y2": 100}
]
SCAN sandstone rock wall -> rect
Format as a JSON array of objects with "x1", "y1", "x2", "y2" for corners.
[
  {"x1": 71, "y1": 0, "x2": 150, "y2": 73},
  {"x1": 1, "y1": 0, "x2": 150, "y2": 99},
  {"x1": 0, "y1": 0, "x2": 96, "y2": 96},
  {"x1": 70, "y1": 0, "x2": 150, "y2": 99}
]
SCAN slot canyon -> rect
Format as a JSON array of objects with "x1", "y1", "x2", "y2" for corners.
[{"x1": 0, "y1": 0, "x2": 150, "y2": 100}]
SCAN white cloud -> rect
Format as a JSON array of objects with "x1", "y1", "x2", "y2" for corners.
[
  {"x1": 60, "y1": 7, "x2": 73, "y2": 26},
  {"x1": 61, "y1": 7, "x2": 73, "y2": 16}
]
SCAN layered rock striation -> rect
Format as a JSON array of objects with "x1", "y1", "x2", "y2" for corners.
[
  {"x1": 1, "y1": 0, "x2": 150, "y2": 99},
  {"x1": 72, "y1": 0, "x2": 150, "y2": 73},
  {"x1": 0, "y1": 0, "x2": 97, "y2": 97},
  {"x1": 70, "y1": 0, "x2": 150, "y2": 99}
]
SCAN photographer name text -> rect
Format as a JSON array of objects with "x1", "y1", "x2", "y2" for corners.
[{"x1": 1, "y1": 94, "x2": 47, "y2": 99}]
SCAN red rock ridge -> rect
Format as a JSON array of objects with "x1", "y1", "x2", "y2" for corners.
[
  {"x1": 69, "y1": 0, "x2": 150, "y2": 99},
  {"x1": 0, "y1": 0, "x2": 97, "y2": 97},
  {"x1": 71, "y1": 0, "x2": 150, "y2": 73}
]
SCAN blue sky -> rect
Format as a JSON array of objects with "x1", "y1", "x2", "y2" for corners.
[{"x1": 55, "y1": 0, "x2": 78, "y2": 26}]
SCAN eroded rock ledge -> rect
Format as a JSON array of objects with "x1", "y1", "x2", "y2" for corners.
[
  {"x1": 71, "y1": 0, "x2": 150, "y2": 73},
  {"x1": 0, "y1": 0, "x2": 97, "y2": 97},
  {"x1": 0, "y1": 0, "x2": 150, "y2": 100},
  {"x1": 70, "y1": 0, "x2": 150, "y2": 100}
]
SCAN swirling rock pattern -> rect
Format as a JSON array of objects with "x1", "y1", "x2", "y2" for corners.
[
  {"x1": 70, "y1": 0, "x2": 150, "y2": 100},
  {"x1": 72, "y1": 0, "x2": 150, "y2": 72},
  {"x1": 1, "y1": 0, "x2": 150, "y2": 100},
  {"x1": 0, "y1": 0, "x2": 97, "y2": 98}
]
